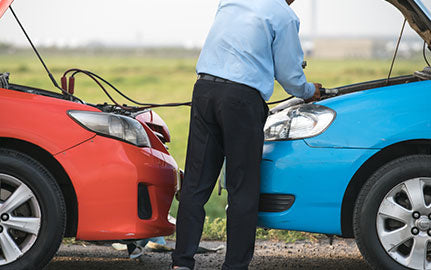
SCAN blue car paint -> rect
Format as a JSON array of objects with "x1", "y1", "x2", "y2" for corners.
[
  {"x1": 306, "y1": 80, "x2": 431, "y2": 149},
  {"x1": 258, "y1": 140, "x2": 378, "y2": 234},
  {"x1": 258, "y1": 80, "x2": 431, "y2": 235}
]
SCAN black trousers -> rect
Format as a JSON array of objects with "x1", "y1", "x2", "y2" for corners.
[{"x1": 172, "y1": 79, "x2": 268, "y2": 269}]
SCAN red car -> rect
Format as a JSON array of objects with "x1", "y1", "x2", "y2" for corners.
[{"x1": 0, "y1": 1, "x2": 177, "y2": 269}]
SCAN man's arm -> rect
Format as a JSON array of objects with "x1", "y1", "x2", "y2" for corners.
[{"x1": 273, "y1": 20, "x2": 319, "y2": 100}]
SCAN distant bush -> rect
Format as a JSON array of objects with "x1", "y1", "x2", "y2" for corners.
[
  {"x1": 0, "y1": 42, "x2": 11, "y2": 52},
  {"x1": 16, "y1": 65, "x2": 30, "y2": 73}
]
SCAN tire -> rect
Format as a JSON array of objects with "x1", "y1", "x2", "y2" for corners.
[
  {"x1": 0, "y1": 149, "x2": 66, "y2": 270},
  {"x1": 354, "y1": 155, "x2": 431, "y2": 270}
]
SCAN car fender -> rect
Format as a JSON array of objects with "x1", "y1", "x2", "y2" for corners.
[
  {"x1": 305, "y1": 80, "x2": 431, "y2": 149},
  {"x1": 0, "y1": 89, "x2": 98, "y2": 155}
]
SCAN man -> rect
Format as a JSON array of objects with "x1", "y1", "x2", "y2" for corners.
[{"x1": 172, "y1": 0, "x2": 321, "y2": 269}]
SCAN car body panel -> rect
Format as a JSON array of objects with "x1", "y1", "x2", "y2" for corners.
[
  {"x1": 0, "y1": 88, "x2": 98, "y2": 154},
  {"x1": 259, "y1": 80, "x2": 431, "y2": 235},
  {"x1": 135, "y1": 112, "x2": 171, "y2": 155},
  {"x1": 55, "y1": 135, "x2": 176, "y2": 240},
  {"x1": 136, "y1": 110, "x2": 171, "y2": 143},
  {"x1": 0, "y1": 87, "x2": 177, "y2": 241},
  {"x1": 257, "y1": 140, "x2": 378, "y2": 235},
  {"x1": 305, "y1": 80, "x2": 431, "y2": 149},
  {"x1": 0, "y1": 0, "x2": 13, "y2": 19}
]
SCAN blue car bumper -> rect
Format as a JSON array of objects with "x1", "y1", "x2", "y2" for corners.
[{"x1": 257, "y1": 140, "x2": 378, "y2": 235}]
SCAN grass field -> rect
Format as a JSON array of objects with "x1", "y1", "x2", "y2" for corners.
[{"x1": 0, "y1": 52, "x2": 426, "y2": 222}]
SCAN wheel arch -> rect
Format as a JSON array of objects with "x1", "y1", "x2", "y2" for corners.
[
  {"x1": 340, "y1": 139, "x2": 431, "y2": 237},
  {"x1": 0, "y1": 137, "x2": 78, "y2": 237}
]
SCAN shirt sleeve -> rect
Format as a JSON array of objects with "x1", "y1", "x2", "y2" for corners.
[{"x1": 272, "y1": 20, "x2": 315, "y2": 100}]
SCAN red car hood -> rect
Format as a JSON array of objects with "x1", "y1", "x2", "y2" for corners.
[{"x1": 0, "y1": 0, "x2": 13, "y2": 19}]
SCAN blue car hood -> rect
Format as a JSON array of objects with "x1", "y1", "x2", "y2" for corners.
[{"x1": 305, "y1": 80, "x2": 431, "y2": 149}]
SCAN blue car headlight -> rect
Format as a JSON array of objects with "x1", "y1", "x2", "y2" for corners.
[
  {"x1": 68, "y1": 110, "x2": 151, "y2": 147},
  {"x1": 264, "y1": 104, "x2": 336, "y2": 141}
]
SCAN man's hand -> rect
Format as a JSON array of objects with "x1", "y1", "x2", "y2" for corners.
[{"x1": 305, "y1": 83, "x2": 322, "y2": 102}]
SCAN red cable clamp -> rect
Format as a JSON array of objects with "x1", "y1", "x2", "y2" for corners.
[
  {"x1": 61, "y1": 76, "x2": 67, "y2": 91},
  {"x1": 68, "y1": 77, "x2": 75, "y2": 95}
]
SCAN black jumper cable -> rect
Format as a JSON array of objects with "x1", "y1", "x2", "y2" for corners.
[{"x1": 8, "y1": 5, "x2": 319, "y2": 112}]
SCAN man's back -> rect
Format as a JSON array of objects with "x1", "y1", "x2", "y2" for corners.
[{"x1": 197, "y1": 0, "x2": 313, "y2": 101}]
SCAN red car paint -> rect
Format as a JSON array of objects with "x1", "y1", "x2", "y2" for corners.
[
  {"x1": 1, "y1": 0, "x2": 176, "y2": 254},
  {"x1": 136, "y1": 110, "x2": 171, "y2": 143},
  {"x1": 0, "y1": 0, "x2": 13, "y2": 19},
  {"x1": 0, "y1": 86, "x2": 177, "y2": 240},
  {"x1": 55, "y1": 135, "x2": 177, "y2": 240}
]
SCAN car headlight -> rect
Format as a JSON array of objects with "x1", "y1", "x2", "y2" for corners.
[
  {"x1": 264, "y1": 104, "x2": 336, "y2": 141},
  {"x1": 68, "y1": 110, "x2": 151, "y2": 147}
]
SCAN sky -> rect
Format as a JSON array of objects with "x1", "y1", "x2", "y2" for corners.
[{"x1": 0, "y1": 0, "x2": 428, "y2": 47}]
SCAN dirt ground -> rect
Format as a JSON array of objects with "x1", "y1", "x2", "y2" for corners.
[{"x1": 45, "y1": 238, "x2": 371, "y2": 270}]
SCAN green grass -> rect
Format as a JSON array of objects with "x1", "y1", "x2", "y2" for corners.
[
  {"x1": 165, "y1": 216, "x2": 319, "y2": 242},
  {"x1": 1, "y1": 52, "x2": 426, "y2": 241}
]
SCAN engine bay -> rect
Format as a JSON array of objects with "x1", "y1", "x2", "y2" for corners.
[
  {"x1": 2, "y1": 64, "x2": 431, "y2": 121},
  {"x1": 325, "y1": 67, "x2": 431, "y2": 97},
  {"x1": 3, "y1": 66, "x2": 430, "y2": 109},
  {"x1": 316, "y1": 66, "x2": 431, "y2": 100},
  {"x1": 0, "y1": 72, "x2": 141, "y2": 116},
  {"x1": 0, "y1": 72, "x2": 9, "y2": 89}
]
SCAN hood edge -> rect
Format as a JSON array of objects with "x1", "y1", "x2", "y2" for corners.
[{"x1": 386, "y1": 0, "x2": 431, "y2": 46}]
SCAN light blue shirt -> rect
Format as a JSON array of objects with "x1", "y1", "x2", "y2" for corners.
[{"x1": 196, "y1": 0, "x2": 315, "y2": 101}]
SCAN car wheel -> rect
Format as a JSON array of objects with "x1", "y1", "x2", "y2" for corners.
[
  {"x1": 0, "y1": 149, "x2": 66, "y2": 270},
  {"x1": 354, "y1": 155, "x2": 431, "y2": 270}
]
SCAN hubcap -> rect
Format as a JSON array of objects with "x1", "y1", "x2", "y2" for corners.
[
  {"x1": 417, "y1": 217, "x2": 431, "y2": 232},
  {"x1": 0, "y1": 174, "x2": 41, "y2": 265},
  {"x1": 377, "y1": 177, "x2": 431, "y2": 270}
]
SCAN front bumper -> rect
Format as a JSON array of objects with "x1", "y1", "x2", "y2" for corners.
[
  {"x1": 258, "y1": 140, "x2": 378, "y2": 235},
  {"x1": 55, "y1": 135, "x2": 177, "y2": 241}
]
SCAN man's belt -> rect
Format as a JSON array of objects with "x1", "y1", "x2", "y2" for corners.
[{"x1": 197, "y1": 73, "x2": 235, "y2": 84}]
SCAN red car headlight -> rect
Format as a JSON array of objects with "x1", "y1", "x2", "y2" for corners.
[{"x1": 68, "y1": 110, "x2": 151, "y2": 148}]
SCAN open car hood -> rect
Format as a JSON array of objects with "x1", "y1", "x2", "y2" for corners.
[
  {"x1": 387, "y1": 0, "x2": 431, "y2": 45},
  {"x1": 0, "y1": 0, "x2": 13, "y2": 20}
]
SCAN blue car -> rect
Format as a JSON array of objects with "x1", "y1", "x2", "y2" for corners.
[{"x1": 258, "y1": 1, "x2": 431, "y2": 269}]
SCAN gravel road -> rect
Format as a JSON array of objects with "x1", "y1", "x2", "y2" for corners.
[{"x1": 46, "y1": 239, "x2": 371, "y2": 270}]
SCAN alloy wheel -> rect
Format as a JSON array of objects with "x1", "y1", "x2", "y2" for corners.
[
  {"x1": 0, "y1": 173, "x2": 41, "y2": 265},
  {"x1": 377, "y1": 177, "x2": 431, "y2": 270}
]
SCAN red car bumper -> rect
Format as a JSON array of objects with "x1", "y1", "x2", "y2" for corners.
[{"x1": 55, "y1": 134, "x2": 177, "y2": 241}]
